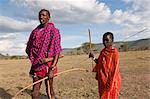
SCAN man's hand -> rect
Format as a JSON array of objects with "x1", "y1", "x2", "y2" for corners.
[
  {"x1": 39, "y1": 58, "x2": 47, "y2": 64},
  {"x1": 48, "y1": 67, "x2": 55, "y2": 79},
  {"x1": 39, "y1": 58, "x2": 49, "y2": 64},
  {"x1": 49, "y1": 70, "x2": 54, "y2": 78},
  {"x1": 89, "y1": 52, "x2": 94, "y2": 58}
]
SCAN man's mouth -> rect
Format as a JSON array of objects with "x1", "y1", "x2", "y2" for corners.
[{"x1": 40, "y1": 19, "x2": 44, "y2": 23}]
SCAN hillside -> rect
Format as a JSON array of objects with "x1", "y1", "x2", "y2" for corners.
[
  {"x1": 0, "y1": 38, "x2": 149, "y2": 57},
  {"x1": 62, "y1": 38, "x2": 150, "y2": 55},
  {"x1": 0, "y1": 53, "x2": 5, "y2": 58}
]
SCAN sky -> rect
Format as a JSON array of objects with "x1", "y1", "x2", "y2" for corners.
[{"x1": 0, "y1": 0, "x2": 150, "y2": 55}]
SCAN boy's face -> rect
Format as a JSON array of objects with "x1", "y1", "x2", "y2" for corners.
[{"x1": 103, "y1": 35, "x2": 113, "y2": 47}]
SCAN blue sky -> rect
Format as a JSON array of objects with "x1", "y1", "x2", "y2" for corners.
[{"x1": 0, "y1": 0, "x2": 150, "y2": 55}]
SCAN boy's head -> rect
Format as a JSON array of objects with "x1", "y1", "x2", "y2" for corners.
[{"x1": 103, "y1": 32, "x2": 114, "y2": 47}]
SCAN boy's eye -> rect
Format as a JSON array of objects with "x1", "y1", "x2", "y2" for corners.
[{"x1": 104, "y1": 39, "x2": 109, "y2": 42}]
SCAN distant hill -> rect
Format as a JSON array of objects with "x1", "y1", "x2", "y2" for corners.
[
  {"x1": 0, "y1": 38, "x2": 149, "y2": 57},
  {"x1": 0, "y1": 53, "x2": 5, "y2": 58},
  {"x1": 62, "y1": 38, "x2": 150, "y2": 55},
  {"x1": 0, "y1": 54, "x2": 27, "y2": 59},
  {"x1": 128, "y1": 38, "x2": 150, "y2": 50}
]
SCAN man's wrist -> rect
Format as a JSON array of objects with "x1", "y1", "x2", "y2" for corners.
[{"x1": 50, "y1": 66, "x2": 55, "y2": 71}]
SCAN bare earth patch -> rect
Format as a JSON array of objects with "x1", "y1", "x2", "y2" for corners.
[{"x1": 0, "y1": 51, "x2": 149, "y2": 99}]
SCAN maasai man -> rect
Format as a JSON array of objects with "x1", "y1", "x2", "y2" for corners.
[
  {"x1": 26, "y1": 9, "x2": 62, "y2": 99},
  {"x1": 89, "y1": 32, "x2": 121, "y2": 99}
]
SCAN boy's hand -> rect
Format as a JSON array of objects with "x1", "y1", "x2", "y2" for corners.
[
  {"x1": 89, "y1": 53, "x2": 94, "y2": 58},
  {"x1": 106, "y1": 82, "x2": 111, "y2": 91}
]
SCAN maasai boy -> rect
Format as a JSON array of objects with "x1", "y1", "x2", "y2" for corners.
[{"x1": 89, "y1": 32, "x2": 121, "y2": 99}]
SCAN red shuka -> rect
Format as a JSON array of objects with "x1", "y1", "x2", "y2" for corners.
[{"x1": 93, "y1": 46, "x2": 121, "y2": 99}]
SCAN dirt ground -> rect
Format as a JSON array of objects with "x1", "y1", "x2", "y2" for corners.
[{"x1": 0, "y1": 50, "x2": 150, "y2": 99}]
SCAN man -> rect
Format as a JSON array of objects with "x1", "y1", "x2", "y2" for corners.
[
  {"x1": 26, "y1": 9, "x2": 62, "y2": 99},
  {"x1": 89, "y1": 32, "x2": 121, "y2": 99}
]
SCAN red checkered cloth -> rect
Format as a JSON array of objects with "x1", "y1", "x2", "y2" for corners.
[{"x1": 26, "y1": 22, "x2": 62, "y2": 77}]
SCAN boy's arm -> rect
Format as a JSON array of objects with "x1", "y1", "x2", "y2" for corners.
[{"x1": 89, "y1": 53, "x2": 98, "y2": 63}]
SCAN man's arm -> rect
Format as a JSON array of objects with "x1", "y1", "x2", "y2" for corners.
[
  {"x1": 48, "y1": 54, "x2": 59, "y2": 78},
  {"x1": 51, "y1": 54, "x2": 59, "y2": 69},
  {"x1": 39, "y1": 54, "x2": 64, "y2": 64},
  {"x1": 48, "y1": 27, "x2": 62, "y2": 77}
]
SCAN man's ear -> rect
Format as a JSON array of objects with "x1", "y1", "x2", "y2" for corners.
[{"x1": 48, "y1": 16, "x2": 51, "y2": 20}]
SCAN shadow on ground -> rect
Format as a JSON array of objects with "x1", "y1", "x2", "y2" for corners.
[
  {"x1": 0, "y1": 88, "x2": 12, "y2": 99},
  {"x1": 17, "y1": 87, "x2": 48, "y2": 99}
]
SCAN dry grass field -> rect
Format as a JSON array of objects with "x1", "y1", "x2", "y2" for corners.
[{"x1": 0, "y1": 51, "x2": 150, "y2": 99}]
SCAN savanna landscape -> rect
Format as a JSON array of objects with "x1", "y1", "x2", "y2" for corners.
[{"x1": 0, "y1": 50, "x2": 150, "y2": 99}]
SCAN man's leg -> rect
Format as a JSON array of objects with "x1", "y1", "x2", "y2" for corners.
[
  {"x1": 45, "y1": 78, "x2": 55, "y2": 99},
  {"x1": 49, "y1": 78, "x2": 55, "y2": 99},
  {"x1": 32, "y1": 77, "x2": 42, "y2": 99}
]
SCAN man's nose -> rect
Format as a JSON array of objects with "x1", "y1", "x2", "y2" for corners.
[{"x1": 40, "y1": 15, "x2": 44, "y2": 19}]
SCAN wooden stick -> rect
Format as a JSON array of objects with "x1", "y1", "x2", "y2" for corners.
[
  {"x1": 46, "y1": 67, "x2": 51, "y2": 99},
  {"x1": 88, "y1": 29, "x2": 94, "y2": 68},
  {"x1": 47, "y1": 79, "x2": 51, "y2": 98},
  {"x1": 12, "y1": 68, "x2": 87, "y2": 99},
  {"x1": 88, "y1": 29, "x2": 92, "y2": 51}
]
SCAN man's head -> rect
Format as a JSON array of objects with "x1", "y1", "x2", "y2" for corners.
[
  {"x1": 39, "y1": 9, "x2": 50, "y2": 25},
  {"x1": 103, "y1": 32, "x2": 114, "y2": 47}
]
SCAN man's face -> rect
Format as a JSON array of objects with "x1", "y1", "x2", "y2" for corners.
[
  {"x1": 103, "y1": 35, "x2": 113, "y2": 47},
  {"x1": 39, "y1": 11, "x2": 50, "y2": 25}
]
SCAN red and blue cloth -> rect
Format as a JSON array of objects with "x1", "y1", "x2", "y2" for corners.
[{"x1": 26, "y1": 22, "x2": 62, "y2": 77}]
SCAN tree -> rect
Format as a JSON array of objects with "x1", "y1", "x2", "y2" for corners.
[{"x1": 81, "y1": 42, "x2": 95, "y2": 54}]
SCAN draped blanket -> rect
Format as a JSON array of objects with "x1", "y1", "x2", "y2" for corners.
[
  {"x1": 94, "y1": 46, "x2": 121, "y2": 99},
  {"x1": 26, "y1": 23, "x2": 62, "y2": 72}
]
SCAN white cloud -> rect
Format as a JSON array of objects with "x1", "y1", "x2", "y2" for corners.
[
  {"x1": 0, "y1": 33, "x2": 27, "y2": 55},
  {"x1": 62, "y1": 35, "x2": 86, "y2": 48},
  {"x1": 0, "y1": 0, "x2": 150, "y2": 55},
  {"x1": 113, "y1": 0, "x2": 150, "y2": 27},
  {"x1": 111, "y1": 27, "x2": 150, "y2": 42},
  {"x1": 0, "y1": 0, "x2": 112, "y2": 55},
  {"x1": 62, "y1": 35, "x2": 84, "y2": 42},
  {"x1": 0, "y1": 40, "x2": 13, "y2": 51},
  {"x1": 122, "y1": 0, "x2": 132, "y2": 3},
  {"x1": 0, "y1": 16, "x2": 38, "y2": 33},
  {"x1": 111, "y1": 10, "x2": 141, "y2": 25},
  {"x1": 10, "y1": 0, "x2": 111, "y2": 24},
  {"x1": 110, "y1": 0, "x2": 150, "y2": 40}
]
